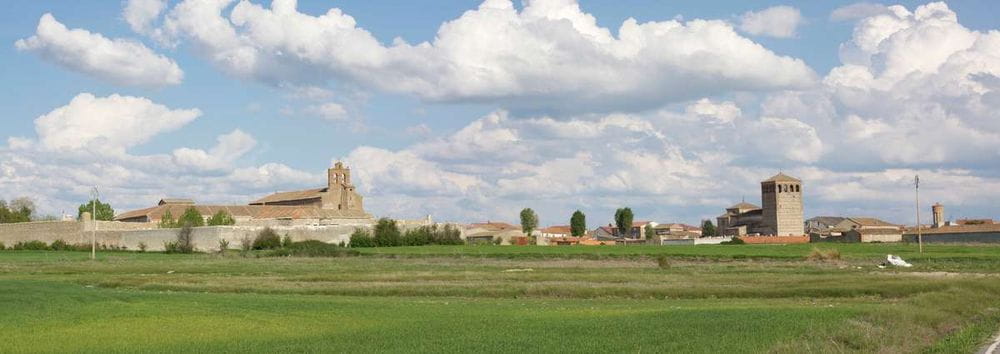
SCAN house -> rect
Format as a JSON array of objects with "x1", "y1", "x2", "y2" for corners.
[
  {"x1": 832, "y1": 217, "x2": 901, "y2": 231},
  {"x1": 462, "y1": 222, "x2": 524, "y2": 245},
  {"x1": 805, "y1": 216, "x2": 847, "y2": 233},
  {"x1": 903, "y1": 224, "x2": 1000, "y2": 243},
  {"x1": 652, "y1": 223, "x2": 702, "y2": 240},
  {"x1": 809, "y1": 217, "x2": 902, "y2": 243},
  {"x1": 593, "y1": 221, "x2": 654, "y2": 241},
  {"x1": 539, "y1": 225, "x2": 573, "y2": 238},
  {"x1": 843, "y1": 228, "x2": 903, "y2": 243}
]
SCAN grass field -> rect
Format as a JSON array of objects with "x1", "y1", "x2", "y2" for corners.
[{"x1": 2, "y1": 243, "x2": 999, "y2": 353}]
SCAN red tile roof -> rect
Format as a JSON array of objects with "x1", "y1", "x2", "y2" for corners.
[{"x1": 249, "y1": 188, "x2": 326, "y2": 205}]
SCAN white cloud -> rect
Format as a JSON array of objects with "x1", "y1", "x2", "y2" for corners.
[
  {"x1": 685, "y1": 98, "x2": 741, "y2": 125},
  {"x1": 33, "y1": 93, "x2": 201, "y2": 154},
  {"x1": 305, "y1": 102, "x2": 348, "y2": 121},
  {"x1": 124, "y1": 0, "x2": 167, "y2": 35},
  {"x1": 153, "y1": 0, "x2": 815, "y2": 112},
  {"x1": 830, "y1": 3, "x2": 892, "y2": 22},
  {"x1": 172, "y1": 129, "x2": 257, "y2": 170},
  {"x1": 739, "y1": 6, "x2": 804, "y2": 38},
  {"x1": 0, "y1": 95, "x2": 317, "y2": 216},
  {"x1": 16, "y1": 13, "x2": 183, "y2": 87}
]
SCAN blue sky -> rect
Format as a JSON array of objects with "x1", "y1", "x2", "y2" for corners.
[{"x1": 2, "y1": 0, "x2": 1000, "y2": 227}]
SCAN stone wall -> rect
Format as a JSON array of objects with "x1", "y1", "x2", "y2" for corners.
[
  {"x1": 738, "y1": 235, "x2": 810, "y2": 244},
  {"x1": 0, "y1": 220, "x2": 369, "y2": 251},
  {"x1": 902, "y1": 232, "x2": 1000, "y2": 243},
  {"x1": 0, "y1": 221, "x2": 85, "y2": 244}
]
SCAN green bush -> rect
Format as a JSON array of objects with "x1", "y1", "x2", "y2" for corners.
[
  {"x1": 206, "y1": 210, "x2": 236, "y2": 226},
  {"x1": 13, "y1": 240, "x2": 49, "y2": 250},
  {"x1": 159, "y1": 210, "x2": 177, "y2": 228},
  {"x1": 402, "y1": 227, "x2": 431, "y2": 246},
  {"x1": 253, "y1": 227, "x2": 282, "y2": 250},
  {"x1": 349, "y1": 228, "x2": 375, "y2": 248},
  {"x1": 218, "y1": 239, "x2": 230, "y2": 253},
  {"x1": 373, "y1": 218, "x2": 402, "y2": 247},
  {"x1": 281, "y1": 234, "x2": 293, "y2": 248},
  {"x1": 50, "y1": 240, "x2": 71, "y2": 251},
  {"x1": 177, "y1": 207, "x2": 205, "y2": 227},
  {"x1": 138, "y1": 242, "x2": 148, "y2": 253},
  {"x1": 0, "y1": 241, "x2": 5, "y2": 250},
  {"x1": 721, "y1": 237, "x2": 745, "y2": 245}
]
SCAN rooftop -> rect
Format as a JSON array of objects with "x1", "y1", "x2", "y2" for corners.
[
  {"x1": 249, "y1": 188, "x2": 326, "y2": 205},
  {"x1": 762, "y1": 172, "x2": 801, "y2": 183}
]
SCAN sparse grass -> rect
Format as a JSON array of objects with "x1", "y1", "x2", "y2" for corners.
[{"x1": 0, "y1": 244, "x2": 999, "y2": 352}]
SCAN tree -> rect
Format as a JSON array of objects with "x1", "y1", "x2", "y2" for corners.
[
  {"x1": 0, "y1": 199, "x2": 32, "y2": 223},
  {"x1": 206, "y1": 210, "x2": 236, "y2": 226},
  {"x1": 177, "y1": 207, "x2": 205, "y2": 227},
  {"x1": 520, "y1": 208, "x2": 538, "y2": 236},
  {"x1": 644, "y1": 223, "x2": 656, "y2": 243},
  {"x1": 570, "y1": 210, "x2": 586, "y2": 237},
  {"x1": 702, "y1": 220, "x2": 717, "y2": 237},
  {"x1": 78, "y1": 199, "x2": 114, "y2": 221},
  {"x1": 159, "y1": 210, "x2": 177, "y2": 228},
  {"x1": 614, "y1": 207, "x2": 634, "y2": 239},
  {"x1": 373, "y1": 218, "x2": 401, "y2": 247}
]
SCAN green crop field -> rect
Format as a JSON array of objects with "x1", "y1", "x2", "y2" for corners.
[{"x1": 2, "y1": 243, "x2": 1000, "y2": 353}]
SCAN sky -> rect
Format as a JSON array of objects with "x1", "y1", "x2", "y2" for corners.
[{"x1": 2, "y1": 0, "x2": 1000, "y2": 227}]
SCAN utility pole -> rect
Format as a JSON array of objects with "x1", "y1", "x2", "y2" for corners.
[
  {"x1": 91, "y1": 186, "x2": 98, "y2": 260},
  {"x1": 915, "y1": 175, "x2": 922, "y2": 254}
]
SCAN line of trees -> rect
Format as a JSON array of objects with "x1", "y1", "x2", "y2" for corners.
[
  {"x1": 159, "y1": 207, "x2": 235, "y2": 228},
  {"x1": 349, "y1": 218, "x2": 463, "y2": 247}
]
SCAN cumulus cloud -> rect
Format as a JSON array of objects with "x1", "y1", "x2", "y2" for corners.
[
  {"x1": 818, "y1": 2, "x2": 1000, "y2": 165},
  {"x1": 33, "y1": 93, "x2": 201, "y2": 154},
  {"x1": 16, "y1": 13, "x2": 183, "y2": 87},
  {"x1": 0, "y1": 94, "x2": 317, "y2": 216},
  {"x1": 151, "y1": 0, "x2": 815, "y2": 113},
  {"x1": 739, "y1": 6, "x2": 804, "y2": 38},
  {"x1": 172, "y1": 129, "x2": 257, "y2": 170}
]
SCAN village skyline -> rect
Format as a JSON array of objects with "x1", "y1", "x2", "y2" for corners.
[{"x1": 2, "y1": 1, "x2": 1000, "y2": 227}]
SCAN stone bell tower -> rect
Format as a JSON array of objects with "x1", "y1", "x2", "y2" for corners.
[
  {"x1": 760, "y1": 173, "x2": 804, "y2": 236},
  {"x1": 323, "y1": 162, "x2": 363, "y2": 211}
]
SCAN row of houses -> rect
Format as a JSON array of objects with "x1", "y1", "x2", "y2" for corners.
[{"x1": 459, "y1": 220, "x2": 706, "y2": 246}]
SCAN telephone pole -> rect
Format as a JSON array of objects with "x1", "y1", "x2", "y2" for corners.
[
  {"x1": 915, "y1": 176, "x2": 922, "y2": 254},
  {"x1": 90, "y1": 186, "x2": 99, "y2": 260}
]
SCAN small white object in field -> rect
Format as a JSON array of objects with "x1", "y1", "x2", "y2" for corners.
[
  {"x1": 886, "y1": 254, "x2": 912, "y2": 267},
  {"x1": 502, "y1": 268, "x2": 534, "y2": 272}
]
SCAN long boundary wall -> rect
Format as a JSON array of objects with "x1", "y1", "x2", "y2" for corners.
[{"x1": 0, "y1": 220, "x2": 368, "y2": 251}]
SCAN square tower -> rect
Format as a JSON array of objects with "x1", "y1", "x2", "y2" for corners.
[{"x1": 759, "y1": 173, "x2": 804, "y2": 236}]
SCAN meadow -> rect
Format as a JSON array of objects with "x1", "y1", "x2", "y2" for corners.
[{"x1": 1, "y1": 243, "x2": 999, "y2": 353}]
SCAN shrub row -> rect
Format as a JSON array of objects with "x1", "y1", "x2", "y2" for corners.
[
  {"x1": 0, "y1": 240, "x2": 127, "y2": 251},
  {"x1": 349, "y1": 218, "x2": 464, "y2": 248}
]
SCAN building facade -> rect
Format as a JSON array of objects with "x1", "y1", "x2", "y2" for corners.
[
  {"x1": 718, "y1": 173, "x2": 804, "y2": 236},
  {"x1": 116, "y1": 162, "x2": 371, "y2": 224}
]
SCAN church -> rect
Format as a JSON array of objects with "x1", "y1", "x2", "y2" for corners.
[
  {"x1": 716, "y1": 173, "x2": 804, "y2": 236},
  {"x1": 115, "y1": 162, "x2": 371, "y2": 225}
]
